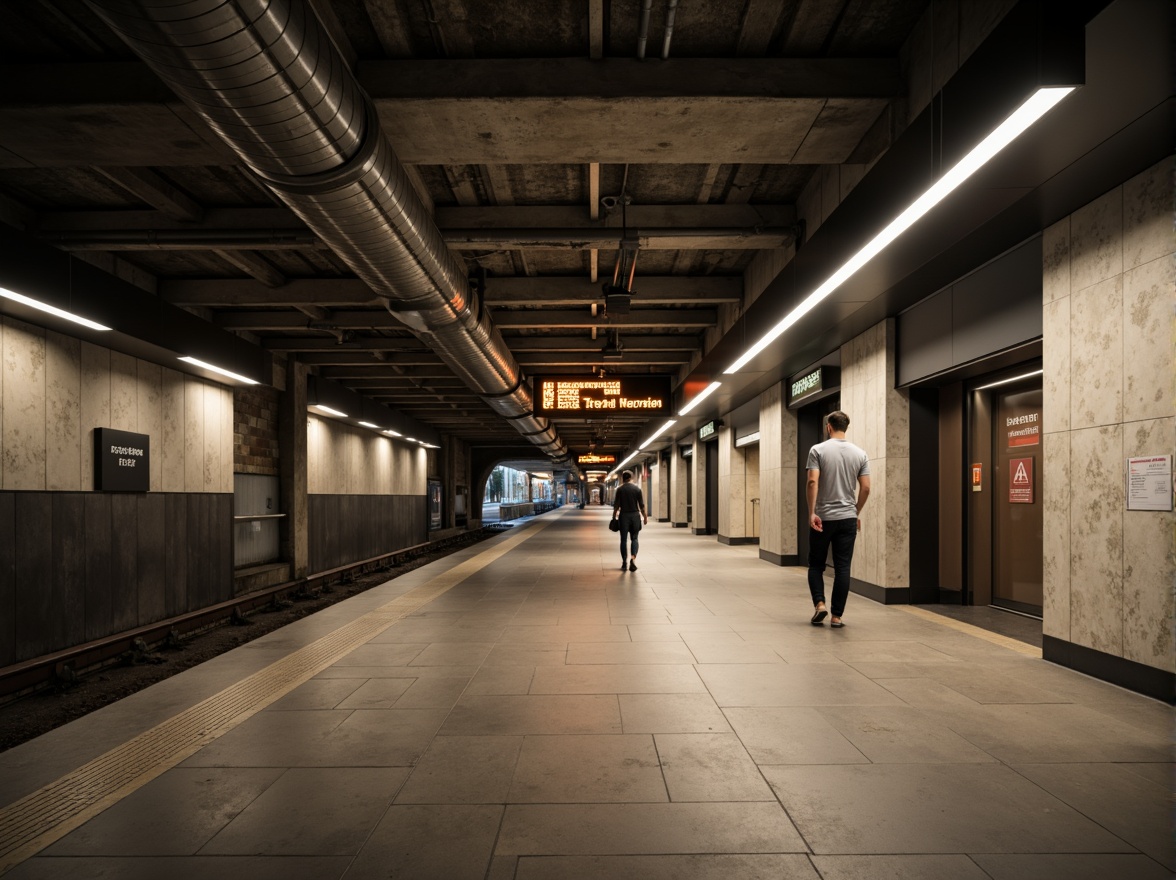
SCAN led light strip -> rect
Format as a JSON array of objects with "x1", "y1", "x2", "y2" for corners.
[
  {"x1": 724, "y1": 88, "x2": 1074, "y2": 375},
  {"x1": 679, "y1": 381, "x2": 721, "y2": 415},
  {"x1": 0, "y1": 287, "x2": 111, "y2": 331},
  {"x1": 178, "y1": 356, "x2": 259, "y2": 385}
]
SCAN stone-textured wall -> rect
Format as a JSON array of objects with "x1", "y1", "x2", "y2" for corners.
[
  {"x1": 307, "y1": 414, "x2": 426, "y2": 496},
  {"x1": 670, "y1": 443, "x2": 688, "y2": 526},
  {"x1": 717, "y1": 427, "x2": 761, "y2": 541},
  {"x1": 1, "y1": 316, "x2": 233, "y2": 493},
  {"x1": 839, "y1": 320, "x2": 910, "y2": 589},
  {"x1": 1041, "y1": 157, "x2": 1174, "y2": 673},
  {"x1": 234, "y1": 385, "x2": 280, "y2": 476},
  {"x1": 759, "y1": 381, "x2": 798, "y2": 560}
]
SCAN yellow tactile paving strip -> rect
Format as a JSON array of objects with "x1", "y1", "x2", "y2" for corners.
[
  {"x1": 0, "y1": 516, "x2": 556, "y2": 874},
  {"x1": 897, "y1": 605, "x2": 1043, "y2": 657}
]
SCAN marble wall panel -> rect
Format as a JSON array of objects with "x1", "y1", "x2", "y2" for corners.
[
  {"x1": 1042, "y1": 218, "x2": 1070, "y2": 304},
  {"x1": 2, "y1": 318, "x2": 46, "y2": 490},
  {"x1": 1122, "y1": 417, "x2": 1175, "y2": 671},
  {"x1": 221, "y1": 386, "x2": 234, "y2": 493},
  {"x1": 1070, "y1": 186, "x2": 1122, "y2": 293},
  {"x1": 1041, "y1": 432, "x2": 1071, "y2": 641},
  {"x1": 1070, "y1": 275, "x2": 1123, "y2": 430},
  {"x1": 202, "y1": 380, "x2": 222, "y2": 492},
  {"x1": 1122, "y1": 158, "x2": 1173, "y2": 271},
  {"x1": 670, "y1": 446, "x2": 687, "y2": 523},
  {"x1": 691, "y1": 439, "x2": 707, "y2": 529},
  {"x1": 45, "y1": 330, "x2": 81, "y2": 491},
  {"x1": 746, "y1": 446, "x2": 761, "y2": 538},
  {"x1": 109, "y1": 351, "x2": 137, "y2": 433},
  {"x1": 136, "y1": 361, "x2": 163, "y2": 492},
  {"x1": 1123, "y1": 255, "x2": 1174, "y2": 423},
  {"x1": 306, "y1": 415, "x2": 324, "y2": 494},
  {"x1": 1042, "y1": 297, "x2": 1070, "y2": 434},
  {"x1": 160, "y1": 368, "x2": 185, "y2": 492},
  {"x1": 884, "y1": 458, "x2": 910, "y2": 587},
  {"x1": 1068, "y1": 425, "x2": 1124, "y2": 656},
  {"x1": 79, "y1": 342, "x2": 110, "y2": 491},
  {"x1": 183, "y1": 376, "x2": 204, "y2": 492}
]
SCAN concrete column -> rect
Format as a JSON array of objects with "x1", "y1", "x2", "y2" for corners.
[
  {"x1": 656, "y1": 451, "x2": 670, "y2": 522},
  {"x1": 278, "y1": 358, "x2": 309, "y2": 578},
  {"x1": 718, "y1": 425, "x2": 752, "y2": 544},
  {"x1": 839, "y1": 318, "x2": 909, "y2": 599},
  {"x1": 759, "y1": 381, "x2": 799, "y2": 565},
  {"x1": 691, "y1": 437, "x2": 708, "y2": 535},
  {"x1": 670, "y1": 443, "x2": 688, "y2": 526}
]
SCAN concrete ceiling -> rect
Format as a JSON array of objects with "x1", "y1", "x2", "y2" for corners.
[{"x1": 0, "y1": 0, "x2": 957, "y2": 463}]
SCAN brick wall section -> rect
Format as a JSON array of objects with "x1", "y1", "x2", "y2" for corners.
[{"x1": 234, "y1": 385, "x2": 281, "y2": 475}]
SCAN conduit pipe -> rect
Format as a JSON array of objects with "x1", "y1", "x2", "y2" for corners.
[
  {"x1": 83, "y1": 0, "x2": 567, "y2": 459},
  {"x1": 662, "y1": 0, "x2": 679, "y2": 59}
]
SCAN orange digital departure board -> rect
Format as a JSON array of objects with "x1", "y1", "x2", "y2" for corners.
[
  {"x1": 576, "y1": 453, "x2": 617, "y2": 465},
  {"x1": 533, "y1": 375, "x2": 672, "y2": 418}
]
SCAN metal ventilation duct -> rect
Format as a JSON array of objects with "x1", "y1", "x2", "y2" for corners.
[{"x1": 84, "y1": 0, "x2": 566, "y2": 459}]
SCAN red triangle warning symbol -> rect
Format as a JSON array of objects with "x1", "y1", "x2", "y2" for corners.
[{"x1": 1012, "y1": 461, "x2": 1030, "y2": 485}]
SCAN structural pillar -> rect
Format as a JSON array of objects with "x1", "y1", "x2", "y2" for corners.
[{"x1": 278, "y1": 358, "x2": 309, "y2": 578}]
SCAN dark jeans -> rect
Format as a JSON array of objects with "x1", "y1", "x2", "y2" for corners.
[
  {"x1": 619, "y1": 512, "x2": 642, "y2": 560},
  {"x1": 808, "y1": 517, "x2": 857, "y2": 617}
]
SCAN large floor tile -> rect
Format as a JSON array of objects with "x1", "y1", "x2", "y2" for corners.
[
  {"x1": 395, "y1": 736, "x2": 523, "y2": 804},
  {"x1": 655, "y1": 733, "x2": 775, "y2": 801},
  {"x1": 619, "y1": 694, "x2": 731, "y2": 734},
  {"x1": 815, "y1": 706, "x2": 998, "y2": 764},
  {"x1": 342, "y1": 805, "x2": 503, "y2": 879},
  {"x1": 723, "y1": 707, "x2": 868, "y2": 765},
  {"x1": 697, "y1": 664, "x2": 906, "y2": 707},
  {"x1": 45, "y1": 767, "x2": 285, "y2": 856},
  {"x1": 809, "y1": 854, "x2": 992, "y2": 879},
  {"x1": 497, "y1": 802, "x2": 807, "y2": 855},
  {"x1": 3, "y1": 856, "x2": 352, "y2": 880},
  {"x1": 439, "y1": 695, "x2": 622, "y2": 735},
  {"x1": 508, "y1": 734, "x2": 666, "y2": 803},
  {"x1": 763, "y1": 763, "x2": 1138, "y2": 854},
  {"x1": 1010, "y1": 762, "x2": 1174, "y2": 868},
  {"x1": 264, "y1": 678, "x2": 366, "y2": 711},
  {"x1": 335, "y1": 678, "x2": 415, "y2": 709},
  {"x1": 514, "y1": 854, "x2": 819, "y2": 879},
  {"x1": 199, "y1": 768, "x2": 408, "y2": 855},
  {"x1": 179, "y1": 709, "x2": 351, "y2": 767},
  {"x1": 298, "y1": 709, "x2": 448, "y2": 767},
  {"x1": 566, "y1": 641, "x2": 698, "y2": 665},
  {"x1": 970, "y1": 853, "x2": 1173, "y2": 879},
  {"x1": 529, "y1": 664, "x2": 706, "y2": 694}
]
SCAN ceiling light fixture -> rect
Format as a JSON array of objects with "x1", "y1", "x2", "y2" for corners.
[
  {"x1": 179, "y1": 356, "x2": 260, "y2": 385},
  {"x1": 974, "y1": 369, "x2": 1044, "y2": 390},
  {"x1": 638, "y1": 418, "x2": 678, "y2": 450},
  {"x1": 679, "y1": 381, "x2": 721, "y2": 415},
  {"x1": 724, "y1": 87, "x2": 1075, "y2": 375},
  {"x1": 383, "y1": 429, "x2": 402, "y2": 437},
  {"x1": 0, "y1": 286, "x2": 111, "y2": 331},
  {"x1": 358, "y1": 421, "x2": 379, "y2": 429},
  {"x1": 313, "y1": 404, "x2": 348, "y2": 417}
]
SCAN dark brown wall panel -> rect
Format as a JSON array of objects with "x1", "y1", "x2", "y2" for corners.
[
  {"x1": 0, "y1": 494, "x2": 14, "y2": 666},
  {"x1": 53, "y1": 495, "x2": 87, "y2": 650},
  {"x1": 14, "y1": 494, "x2": 53, "y2": 658},
  {"x1": 110, "y1": 494, "x2": 139, "y2": 634},
  {"x1": 307, "y1": 494, "x2": 427, "y2": 573},
  {"x1": 164, "y1": 493, "x2": 187, "y2": 618},
  {"x1": 1, "y1": 491, "x2": 232, "y2": 667},
  {"x1": 137, "y1": 494, "x2": 166, "y2": 625}
]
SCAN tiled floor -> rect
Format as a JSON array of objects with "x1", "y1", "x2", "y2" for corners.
[{"x1": 0, "y1": 506, "x2": 1171, "y2": 879}]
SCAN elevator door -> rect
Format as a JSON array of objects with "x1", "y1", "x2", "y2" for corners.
[{"x1": 992, "y1": 382, "x2": 1043, "y2": 615}]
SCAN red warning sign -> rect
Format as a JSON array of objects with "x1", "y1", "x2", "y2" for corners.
[{"x1": 1009, "y1": 457, "x2": 1034, "y2": 504}]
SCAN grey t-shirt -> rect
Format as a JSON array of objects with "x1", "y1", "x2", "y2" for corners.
[{"x1": 806, "y1": 438, "x2": 870, "y2": 521}]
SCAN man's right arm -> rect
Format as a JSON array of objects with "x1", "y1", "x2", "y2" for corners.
[{"x1": 806, "y1": 469, "x2": 821, "y2": 531}]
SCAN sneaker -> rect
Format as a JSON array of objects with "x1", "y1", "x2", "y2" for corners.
[
  {"x1": 620, "y1": 560, "x2": 628, "y2": 571},
  {"x1": 629, "y1": 560, "x2": 637, "y2": 571}
]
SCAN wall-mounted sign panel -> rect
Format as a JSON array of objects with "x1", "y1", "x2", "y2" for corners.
[
  {"x1": 1006, "y1": 411, "x2": 1041, "y2": 447},
  {"x1": 1009, "y1": 457, "x2": 1034, "y2": 504},
  {"x1": 533, "y1": 375, "x2": 672, "y2": 418},
  {"x1": 698, "y1": 420, "x2": 720, "y2": 442},
  {"x1": 1127, "y1": 455, "x2": 1173, "y2": 511},
  {"x1": 787, "y1": 366, "x2": 840, "y2": 409},
  {"x1": 577, "y1": 453, "x2": 617, "y2": 465},
  {"x1": 95, "y1": 427, "x2": 150, "y2": 492}
]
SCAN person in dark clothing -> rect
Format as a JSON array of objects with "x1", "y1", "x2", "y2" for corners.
[{"x1": 611, "y1": 470, "x2": 648, "y2": 571}]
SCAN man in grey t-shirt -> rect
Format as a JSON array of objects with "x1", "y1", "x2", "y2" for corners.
[{"x1": 806, "y1": 410, "x2": 871, "y2": 628}]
